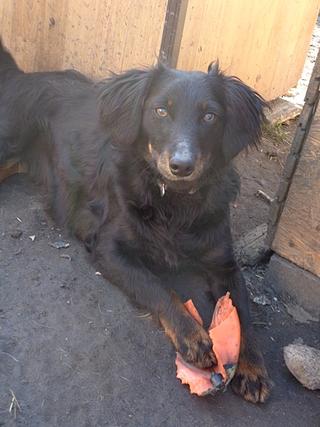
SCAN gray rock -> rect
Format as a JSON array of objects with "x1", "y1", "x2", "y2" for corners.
[{"x1": 284, "y1": 343, "x2": 320, "y2": 390}]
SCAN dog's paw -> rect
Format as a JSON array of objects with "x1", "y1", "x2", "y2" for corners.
[
  {"x1": 231, "y1": 360, "x2": 272, "y2": 403},
  {"x1": 176, "y1": 320, "x2": 217, "y2": 369}
]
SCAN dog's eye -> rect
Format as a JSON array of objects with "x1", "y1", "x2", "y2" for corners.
[
  {"x1": 203, "y1": 112, "x2": 215, "y2": 122},
  {"x1": 155, "y1": 107, "x2": 168, "y2": 118}
]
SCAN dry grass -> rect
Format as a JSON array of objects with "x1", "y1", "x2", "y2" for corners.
[
  {"x1": 262, "y1": 121, "x2": 289, "y2": 146},
  {"x1": 9, "y1": 389, "x2": 21, "y2": 418}
]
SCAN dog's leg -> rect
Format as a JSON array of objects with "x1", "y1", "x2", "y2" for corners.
[
  {"x1": 209, "y1": 266, "x2": 272, "y2": 403},
  {"x1": 71, "y1": 207, "x2": 102, "y2": 252},
  {"x1": 0, "y1": 135, "x2": 19, "y2": 165},
  {"x1": 96, "y1": 241, "x2": 216, "y2": 368}
]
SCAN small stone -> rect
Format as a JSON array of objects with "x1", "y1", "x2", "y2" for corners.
[
  {"x1": 253, "y1": 295, "x2": 271, "y2": 306},
  {"x1": 10, "y1": 230, "x2": 22, "y2": 239},
  {"x1": 49, "y1": 240, "x2": 70, "y2": 249},
  {"x1": 284, "y1": 343, "x2": 320, "y2": 390}
]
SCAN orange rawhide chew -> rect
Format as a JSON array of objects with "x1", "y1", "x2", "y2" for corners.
[
  {"x1": 209, "y1": 293, "x2": 241, "y2": 381},
  {"x1": 175, "y1": 353, "x2": 213, "y2": 396},
  {"x1": 175, "y1": 292, "x2": 241, "y2": 396}
]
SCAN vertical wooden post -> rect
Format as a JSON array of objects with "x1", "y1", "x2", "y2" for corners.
[
  {"x1": 159, "y1": 0, "x2": 188, "y2": 67},
  {"x1": 266, "y1": 49, "x2": 320, "y2": 248}
]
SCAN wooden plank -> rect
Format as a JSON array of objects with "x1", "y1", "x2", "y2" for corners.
[
  {"x1": 0, "y1": 0, "x2": 168, "y2": 75},
  {"x1": 272, "y1": 103, "x2": 320, "y2": 277},
  {"x1": 177, "y1": 0, "x2": 320, "y2": 100},
  {"x1": 265, "y1": 98, "x2": 302, "y2": 125}
]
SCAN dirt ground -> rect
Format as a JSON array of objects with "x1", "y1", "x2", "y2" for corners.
[
  {"x1": 231, "y1": 124, "x2": 293, "y2": 240},
  {"x1": 1, "y1": 121, "x2": 320, "y2": 427}
]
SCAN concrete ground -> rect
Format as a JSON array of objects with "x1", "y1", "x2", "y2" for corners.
[{"x1": 1, "y1": 175, "x2": 320, "y2": 427}]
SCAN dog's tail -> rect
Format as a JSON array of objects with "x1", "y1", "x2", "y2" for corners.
[
  {"x1": 0, "y1": 37, "x2": 20, "y2": 72},
  {"x1": 0, "y1": 38, "x2": 24, "y2": 167}
]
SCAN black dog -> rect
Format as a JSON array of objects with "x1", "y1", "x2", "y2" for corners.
[{"x1": 0, "y1": 40, "x2": 271, "y2": 403}]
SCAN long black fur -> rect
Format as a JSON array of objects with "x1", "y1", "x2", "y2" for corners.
[{"x1": 0, "y1": 41, "x2": 272, "y2": 403}]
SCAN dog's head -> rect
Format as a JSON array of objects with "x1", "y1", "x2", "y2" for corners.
[{"x1": 100, "y1": 63, "x2": 266, "y2": 192}]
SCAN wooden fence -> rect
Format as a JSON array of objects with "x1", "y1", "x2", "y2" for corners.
[
  {"x1": 269, "y1": 52, "x2": 320, "y2": 278},
  {"x1": 0, "y1": 0, "x2": 319, "y2": 99}
]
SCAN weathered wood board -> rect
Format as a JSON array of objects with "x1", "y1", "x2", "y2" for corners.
[
  {"x1": 265, "y1": 254, "x2": 320, "y2": 320},
  {"x1": 272, "y1": 103, "x2": 320, "y2": 277},
  {"x1": 177, "y1": 0, "x2": 320, "y2": 100},
  {"x1": 0, "y1": 0, "x2": 168, "y2": 76},
  {"x1": 0, "y1": 0, "x2": 319, "y2": 100}
]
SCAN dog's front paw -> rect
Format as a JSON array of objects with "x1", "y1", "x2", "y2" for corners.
[
  {"x1": 176, "y1": 319, "x2": 217, "y2": 369},
  {"x1": 231, "y1": 359, "x2": 272, "y2": 403}
]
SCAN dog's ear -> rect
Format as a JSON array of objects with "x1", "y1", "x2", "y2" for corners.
[
  {"x1": 222, "y1": 76, "x2": 267, "y2": 160},
  {"x1": 207, "y1": 60, "x2": 220, "y2": 74},
  {"x1": 99, "y1": 65, "x2": 163, "y2": 145},
  {"x1": 209, "y1": 64, "x2": 267, "y2": 161}
]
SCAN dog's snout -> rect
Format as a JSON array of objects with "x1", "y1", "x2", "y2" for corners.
[{"x1": 169, "y1": 151, "x2": 195, "y2": 177}]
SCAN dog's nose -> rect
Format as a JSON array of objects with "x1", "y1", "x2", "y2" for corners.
[{"x1": 169, "y1": 154, "x2": 195, "y2": 177}]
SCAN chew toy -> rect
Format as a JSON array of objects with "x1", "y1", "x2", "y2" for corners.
[{"x1": 175, "y1": 292, "x2": 241, "y2": 396}]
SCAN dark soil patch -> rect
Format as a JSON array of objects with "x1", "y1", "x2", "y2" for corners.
[{"x1": 231, "y1": 122, "x2": 294, "y2": 239}]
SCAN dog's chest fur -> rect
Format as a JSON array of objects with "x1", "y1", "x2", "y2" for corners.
[
  {"x1": 124, "y1": 185, "x2": 211, "y2": 268},
  {"x1": 113, "y1": 157, "x2": 240, "y2": 269}
]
